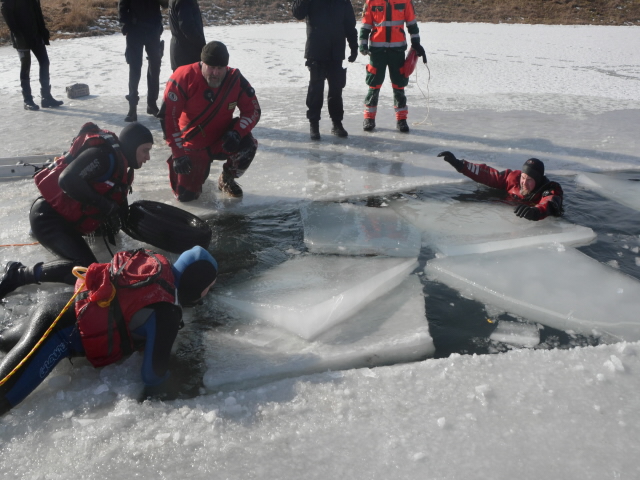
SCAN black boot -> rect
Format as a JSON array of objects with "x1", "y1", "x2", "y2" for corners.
[
  {"x1": 331, "y1": 121, "x2": 348, "y2": 138},
  {"x1": 363, "y1": 118, "x2": 376, "y2": 131},
  {"x1": 23, "y1": 96, "x2": 40, "y2": 111},
  {"x1": 0, "y1": 262, "x2": 41, "y2": 299},
  {"x1": 147, "y1": 102, "x2": 159, "y2": 116},
  {"x1": 309, "y1": 121, "x2": 321, "y2": 141},
  {"x1": 41, "y1": 86, "x2": 63, "y2": 108},
  {"x1": 218, "y1": 170, "x2": 243, "y2": 197},
  {"x1": 125, "y1": 94, "x2": 138, "y2": 122},
  {"x1": 396, "y1": 119, "x2": 410, "y2": 133}
]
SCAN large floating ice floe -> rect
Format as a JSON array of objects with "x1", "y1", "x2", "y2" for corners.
[
  {"x1": 214, "y1": 255, "x2": 419, "y2": 340},
  {"x1": 425, "y1": 244, "x2": 640, "y2": 341},
  {"x1": 389, "y1": 196, "x2": 596, "y2": 255},
  {"x1": 576, "y1": 172, "x2": 640, "y2": 213},
  {"x1": 203, "y1": 275, "x2": 433, "y2": 391},
  {"x1": 301, "y1": 202, "x2": 420, "y2": 257}
]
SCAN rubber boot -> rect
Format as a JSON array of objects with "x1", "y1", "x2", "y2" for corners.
[
  {"x1": 218, "y1": 170, "x2": 243, "y2": 197},
  {"x1": 23, "y1": 95, "x2": 40, "y2": 111},
  {"x1": 125, "y1": 94, "x2": 138, "y2": 122},
  {"x1": 363, "y1": 118, "x2": 376, "y2": 131},
  {"x1": 147, "y1": 101, "x2": 159, "y2": 116},
  {"x1": 0, "y1": 261, "x2": 41, "y2": 299},
  {"x1": 396, "y1": 119, "x2": 410, "y2": 133},
  {"x1": 41, "y1": 86, "x2": 63, "y2": 108},
  {"x1": 310, "y1": 121, "x2": 320, "y2": 141},
  {"x1": 331, "y1": 121, "x2": 348, "y2": 138}
]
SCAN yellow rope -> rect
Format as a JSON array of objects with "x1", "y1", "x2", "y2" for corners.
[{"x1": 0, "y1": 267, "x2": 87, "y2": 387}]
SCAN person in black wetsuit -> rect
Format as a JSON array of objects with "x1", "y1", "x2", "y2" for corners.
[
  {"x1": 0, "y1": 245, "x2": 218, "y2": 415},
  {"x1": 0, "y1": 122, "x2": 154, "y2": 299}
]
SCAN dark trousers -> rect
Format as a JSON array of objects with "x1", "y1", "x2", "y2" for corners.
[
  {"x1": 18, "y1": 41, "x2": 50, "y2": 100},
  {"x1": 29, "y1": 197, "x2": 99, "y2": 270},
  {"x1": 125, "y1": 28, "x2": 163, "y2": 104},
  {"x1": 305, "y1": 60, "x2": 346, "y2": 123}
]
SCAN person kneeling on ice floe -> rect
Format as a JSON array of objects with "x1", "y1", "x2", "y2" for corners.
[
  {"x1": 438, "y1": 151, "x2": 564, "y2": 221},
  {"x1": 0, "y1": 246, "x2": 217, "y2": 415},
  {"x1": 0, "y1": 122, "x2": 154, "y2": 300},
  {"x1": 160, "y1": 41, "x2": 261, "y2": 201}
]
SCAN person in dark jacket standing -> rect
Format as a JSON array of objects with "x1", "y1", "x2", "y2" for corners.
[
  {"x1": 292, "y1": 0, "x2": 358, "y2": 140},
  {"x1": 168, "y1": 0, "x2": 206, "y2": 71},
  {"x1": 119, "y1": 0, "x2": 167, "y2": 122},
  {"x1": 1, "y1": 0, "x2": 64, "y2": 111}
]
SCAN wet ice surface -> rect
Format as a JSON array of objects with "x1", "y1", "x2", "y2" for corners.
[{"x1": 0, "y1": 22, "x2": 640, "y2": 479}]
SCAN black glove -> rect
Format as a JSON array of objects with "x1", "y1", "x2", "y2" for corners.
[
  {"x1": 438, "y1": 151, "x2": 464, "y2": 173},
  {"x1": 99, "y1": 201, "x2": 121, "y2": 245},
  {"x1": 514, "y1": 204, "x2": 541, "y2": 221},
  {"x1": 348, "y1": 48, "x2": 358, "y2": 63},
  {"x1": 222, "y1": 130, "x2": 241, "y2": 153},
  {"x1": 412, "y1": 41, "x2": 427, "y2": 64},
  {"x1": 121, "y1": 24, "x2": 129, "y2": 36},
  {"x1": 173, "y1": 155, "x2": 192, "y2": 175},
  {"x1": 359, "y1": 45, "x2": 369, "y2": 56}
]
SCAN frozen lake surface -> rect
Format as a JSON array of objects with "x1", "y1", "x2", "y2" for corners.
[{"x1": 0, "y1": 21, "x2": 639, "y2": 479}]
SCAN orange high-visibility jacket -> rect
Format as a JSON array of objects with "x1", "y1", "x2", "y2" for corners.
[{"x1": 360, "y1": 0, "x2": 420, "y2": 50}]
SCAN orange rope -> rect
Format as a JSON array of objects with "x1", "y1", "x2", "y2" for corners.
[{"x1": 0, "y1": 242, "x2": 40, "y2": 247}]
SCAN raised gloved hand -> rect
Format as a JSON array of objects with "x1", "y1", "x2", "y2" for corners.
[
  {"x1": 222, "y1": 130, "x2": 242, "y2": 153},
  {"x1": 438, "y1": 151, "x2": 464, "y2": 173},
  {"x1": 348, "y1": 48, "x2": 358, "y2": 63},
  {"x1": 173, "y1": 155, "x2": 192, "y2": 175},
  {"x1": 411, "y1": 41, "x2": 427, "y2": 64},
  {"x1": 514, "y1": 204, "x2": 542, "y2": 221},
  {"x1": 359, "y1": 45, "x2": 370, "y2": 56}
]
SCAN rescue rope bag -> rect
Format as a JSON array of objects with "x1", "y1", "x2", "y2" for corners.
[
  {"x1": 74, "y1": 249, "x2": 178, "y2": 367},
  {"x1": 34, "y1": 122, "x2": 132, "y2": 234},
  {"x1": 123, "y1": 200, "x2": 212, "y2": 253}
]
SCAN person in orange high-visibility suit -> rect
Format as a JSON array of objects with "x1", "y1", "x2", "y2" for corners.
[{"x1": 359, "y1": 0, "x2": 426, "y2": 133}]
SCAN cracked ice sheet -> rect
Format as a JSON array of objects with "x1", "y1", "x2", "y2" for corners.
[
  {"x1": 425, "y1": 244, "x2": 640, "y2": 341},
  {"x1": 213, "y1": 255, "x2": 418, "y2": 340},
  {"x1": 301, "y1": 202, "x2": 420, "y2": 257},
  {"x1": 576, "y1": 172, "x2": 640, "y2": 213},
  {"x1": 202, "y1": 275, "x2": 433, "y2": 392},
  {"x1": 389, "y1": 196, "x2": 596, "y2": 255}
]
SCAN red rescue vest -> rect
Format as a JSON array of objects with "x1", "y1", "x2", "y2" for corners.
[
  {"x1": 34, "y1": 122, "x2": 133, "y2": 234},
  {"x1": 75, "y1": 249, "x2": 179, "y2": 367}
]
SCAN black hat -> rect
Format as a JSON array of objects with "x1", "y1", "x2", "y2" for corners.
[
  {"x1": 201, "y1": 41, "x2": 229, "y2": 67},
  {"x1": 521, "y1": 158, "x2": 545, "y2": 186},
  {"x1": 119, "y1": 122, "x2": 153, "y2": 169},
  {"x1": 178, "y1": 260, "x2": 218, "y2": 307}
]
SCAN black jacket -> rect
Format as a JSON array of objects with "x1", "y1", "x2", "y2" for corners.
[
  {"x1": 168, "y1": 0, "x2": 206, "y2": 71},
  {"x1": 292, "y1": 0, "x2": 358, "y2": 62},
  {"x1": 119, "y1": 0, "x2": 163, "y2": 34},
  {"x1": 1, "y1": 0, "x2": 49, "y2": 50}
]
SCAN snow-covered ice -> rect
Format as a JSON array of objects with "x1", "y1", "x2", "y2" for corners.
[{"x1": 0, "y1": 21, "x2": 639, "y2": 479}]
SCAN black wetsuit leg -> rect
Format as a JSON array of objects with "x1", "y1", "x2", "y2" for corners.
[
  {"x1": 29, "y1": 197, "x2": 98, "y2": 269},
  {"x1": 0, "y1": 293, "x2": 83, "y2": 415}
]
